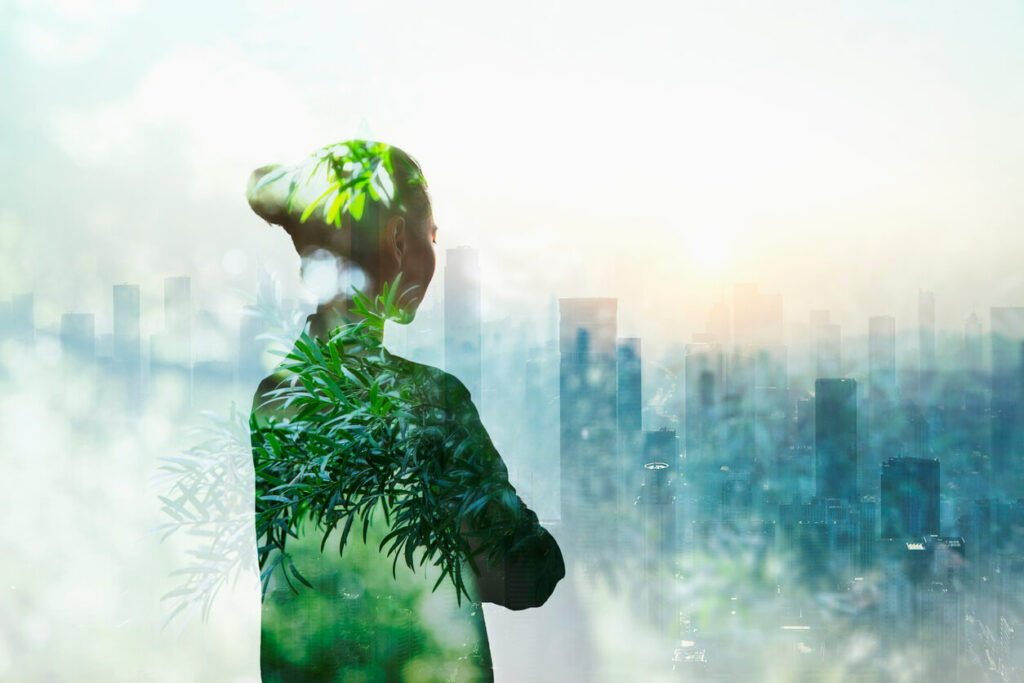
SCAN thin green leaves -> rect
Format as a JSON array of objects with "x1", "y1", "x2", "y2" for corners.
[
  {"x1": 278, "y1": 140, "x2": 423, "y2": 229},
  {"x1": 251, "y1": 283, "x2": 527, "y2": 604}
]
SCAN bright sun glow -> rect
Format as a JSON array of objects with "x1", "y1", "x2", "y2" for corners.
[{"x1": 691, "y1": 232, "x2": 731, "y2": 272}]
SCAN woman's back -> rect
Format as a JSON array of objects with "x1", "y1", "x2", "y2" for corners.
[{"x1": 252, "y1": 317, "x2": 561, "y2": 681}]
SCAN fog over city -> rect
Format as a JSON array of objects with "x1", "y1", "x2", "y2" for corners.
[{"x1": 4, "y1": 1, "x2": 1024, "y2": 681}]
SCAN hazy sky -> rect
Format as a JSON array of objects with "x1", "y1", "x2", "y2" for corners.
[
  {"x1": 4, "y1": 0, "x2": 1024, "y2": 345},
  {"x1": 12, "y1": 6, "x2": 1024, "y2": 678}
]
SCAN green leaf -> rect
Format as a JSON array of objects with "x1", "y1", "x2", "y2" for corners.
[
  {"x1": 348, "y1": 192, "x2": 365, "y2": 221},
  {"x1": 300, "y1": 181, "x2": 341, "y2": 223}
]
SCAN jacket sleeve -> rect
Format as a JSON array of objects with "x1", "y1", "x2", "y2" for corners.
[{"x1": 435, "y1": 372, "x2": 566, "y2": 610}]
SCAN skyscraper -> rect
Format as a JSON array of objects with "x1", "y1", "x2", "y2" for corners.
[
  {"x1": 964, "y1": 313, "x2": 984, "y2": 412},
  {"x1": 919, "y1": 291, "x2": 936, "y2": 404},
  {"x1": 990, "y1": 307, "x2": 1024, "y2": 403},
  {"x1": 866, "y1": 316, "x2": 896, "y2": 495},
  {"x1": 990, "y1": 307, "x2": 1024, "y2": 480},
  {"x1": 753, "y1": 346, "x2": 788, "y2": 439},
  {"x1": 964, "y1": 313, "x2": 983, "y2": 372},
  {"x1": 617, "y1": 337, "x2": 642, "y2": 460},
  {"x1": 617, "y1": 338, "x2": 642, "y2": 433},
  {"x1": 815, "y1": 378, "x2": 857, "y2": 501},
  {"x1": 559, "y1": 298, "x2": 618, "y2": 557},
  {"x1": 444, "y1": 247, "x2": 482, "y2": 400},
  {"x1": 113, "y1": 284, "x2": 141, "y2": 406},
  {"x1": 634, "y1": 462, "x2": 675, "y2": 557},
  {"x1": 522, "y1": 344, "x2": 560, "y2": 520},
  {"x1": 636, "y1": 456, "x2": 677, "y2": 631},
  {"x1": 725, "y1": 284, "x2": 784, "y2": 477},
  {"x1": 684, "y1": 342, "x2": 723, "y2": 463},
  {"x1": 880, "y1": 457, "x2": 940, "y2": 540}
]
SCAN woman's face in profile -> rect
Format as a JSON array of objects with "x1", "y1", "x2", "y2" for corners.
[{"x1": 397, "y1": 210, "x2": 438, "y2": 313}]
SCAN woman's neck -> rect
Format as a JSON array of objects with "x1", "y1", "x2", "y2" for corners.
[{"x1": 307, "y1": 289, "x2": 383, "y2": 343}]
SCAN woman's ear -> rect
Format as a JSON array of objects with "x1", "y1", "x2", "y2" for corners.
[{"x1": 385, "y1": 214, "x2": 407, "y2": 269}]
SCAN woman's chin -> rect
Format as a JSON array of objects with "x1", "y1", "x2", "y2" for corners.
[{"x1": 393, "y1": 307, "x2": 417, "y2": 325}]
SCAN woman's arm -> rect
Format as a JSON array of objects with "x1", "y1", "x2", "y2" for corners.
[
  {"x1": 461, "y1": 499, "x2": 565, "y2": 610},
  {"x1": 435, "y1": 372, "x2": 565, "y2": 610}
]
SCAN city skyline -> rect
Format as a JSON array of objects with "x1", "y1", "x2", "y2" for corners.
[
  {"x1": 6, "y1": 262, "x2": 1024, "y2": 680},
  {"x1": 6, "y1": 0, "x2": 1024, "y2": 679}
]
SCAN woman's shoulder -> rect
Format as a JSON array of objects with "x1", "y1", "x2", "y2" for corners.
[{"x1": 384, "y1": 351, "x2": 474, "y2": 407}]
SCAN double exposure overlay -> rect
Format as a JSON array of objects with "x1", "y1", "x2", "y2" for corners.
[{"x1": 4, "y1": 2, "x2": 1024, "y2": 682}]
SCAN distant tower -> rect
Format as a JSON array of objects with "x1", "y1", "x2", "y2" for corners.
[
  {"x1": 866, "y1": 316, "x2": 896, "y2": 495},
  {"x1": 640, "y1": 429, "x2": 678, "y2": 556},
  {"x1": 617, "y1": 338, "x2": 642, "y2": 466},
  {"x1": 919, "y1": 291, "x2": 936, "y2": 404},
  {"x1": 444, "y1": 247, "x2": 482, "y2": 400},
  {"x1": 753, "y1": 344, "x2": 788, "y2": 470},
  {"x1": 638, "y1": 462, "x2": 675, "y2": 543},
  {"x1": 815, "y1": 378, "x2": 857, "y2": 501},
  {"x1": 964, "y1": 313, "x2": 983, "y2": 371},
  {"x1": 684, "y1": 342, "x2": 724, "y2": 462},
  {"x1": 113, "y1": 284, "x2": 141, "y2": 405},
  {"x1": 990, "y1": 307, "x2": 1024, "y2": 484},
  {"x1": 560, "y1": 298, "x2": 618, "y2": 557},
  {"x1": 636, "y1": 453, "x2": 677, "y2": 631},
  {"x1": 880, "y1": 457, "x2": 939, "y2": 539},
  {"x1": 964, "y1": 313, "x2": 984, "y2": 411},
  {"x1": 728, "y1": 284, "x2": 784, "y2": 472},
  {"x1": 617, "y1": 338, "x2": 642, "y2": 436}
]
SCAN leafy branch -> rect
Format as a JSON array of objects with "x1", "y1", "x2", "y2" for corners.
[
  {"x1": 252, "y1": 281, "x2": 527, "y2": 604},
  {"x1": 156, "y1": 406, "x2": 256, "y2": 629},
  {"x1": 155, "y1": 283, "x2": 304, "y2": 630},
  {"x1": 251, "y1": 140, "x2": 424, "y2": 226}
]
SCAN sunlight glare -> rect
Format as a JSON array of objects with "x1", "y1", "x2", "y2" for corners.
[{"x1": 690, "y1": 231, "x2": 731, "y2": 273}]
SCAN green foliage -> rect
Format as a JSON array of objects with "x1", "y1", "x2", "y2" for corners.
[
  {"x1": 155, "y1": 285, "x2": 306, "y2": 630},
  {"x1": 252, "y1": 140, "x2": 424, "y2": 227},
  {"x1": 252, "y1": 279, "x2": 517, "y2": 604},
  {"x1": 156, "y1": 405, "x2": 256, "y2": 630}
]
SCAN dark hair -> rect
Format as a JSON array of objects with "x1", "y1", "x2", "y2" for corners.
[
  {"x1": 250, "y1": 141, "x2": 431, "y2": 266},
  {"x1": 386, "y1": 145, "x2": 431, "y2": 225},
  {"x1": 337, "y1": 142, "x2": 430, "y2": 270}
]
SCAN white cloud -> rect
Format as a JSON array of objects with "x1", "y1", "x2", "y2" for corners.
[
  {"x1": 12, "y1": 0, "x2": 142, "y2": 66},
  {"x1": 52, "y1": 45, "x2": 326, "y2": 198}
]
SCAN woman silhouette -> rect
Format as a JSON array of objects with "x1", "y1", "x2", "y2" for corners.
[{"x1": 247, "y1": 141, "x2": 564, "y2": 682}]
